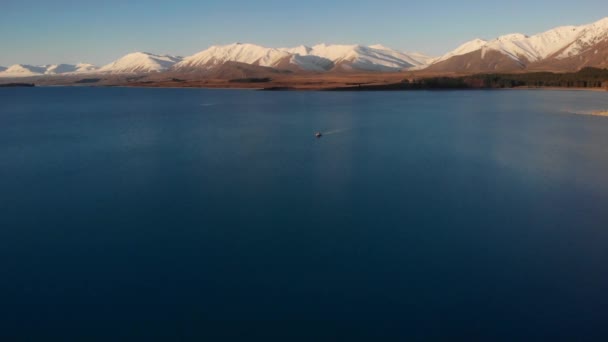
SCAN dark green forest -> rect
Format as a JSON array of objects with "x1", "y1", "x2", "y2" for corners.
[
  {"x1": 331, "y1": 68, "x2": 608, "y2": 91},
  {"x1": 459, "y1": 67, "x2": 608, "y2": 88}
]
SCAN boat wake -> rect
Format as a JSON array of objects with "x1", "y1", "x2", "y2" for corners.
[
  {"x1": 321, "y1": 128, "x2": 352, "y2": 135},
  {"x1": 565, "y1": 109, "x2": 608, "y2": 117}
]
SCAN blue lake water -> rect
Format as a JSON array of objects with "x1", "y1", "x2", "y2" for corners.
[{"x1": 1, "y1": 87, "x2": 608, "y2": 341}]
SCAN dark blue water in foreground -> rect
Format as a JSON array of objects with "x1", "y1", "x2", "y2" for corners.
[{"x1": 1, "y1": 87, "x2": 608, "y2": 341}]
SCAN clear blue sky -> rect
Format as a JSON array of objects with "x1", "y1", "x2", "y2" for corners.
[{"x1": 1, "y1": 0, "x2": 607, "y2": 66}]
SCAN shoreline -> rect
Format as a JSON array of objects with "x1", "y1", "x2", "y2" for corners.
[
  {"x1": 4, "y1": 83, "x2": 607, "y2": 92},
  {"x1": 2, "y1": 69, "x2": 607, "y2": 92},
  {"x1": 117, "y1": 80, "x2": 608, "y2": 92},
  {"x1": 510, "y1": 86, "x2": 608, "y2": 92}
]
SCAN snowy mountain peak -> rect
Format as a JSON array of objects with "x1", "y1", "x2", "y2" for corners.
[
  {"x1": 495, "y1": 33, "x2": 528, "y2": 41},
  {"x1": 174, "y1": 43, "x2": 291, "y2": 71},
  {"x1": 99, "y1": 52, "x2": 182, "y2": 74},
  {"x1": 0, "y1": 64, "x2": 47, "y2": 77},
  {"x1": 432, "y1": 38, "x2": 488, "y2": 64}
]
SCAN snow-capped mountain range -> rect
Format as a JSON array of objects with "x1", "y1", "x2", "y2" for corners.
[
  {"x1": 1, "y1": 17, "x2": 607, "y2": 78},
  {"x1": 0, "y1": 63, "x2": 100, "y2": 78},
  {"x1": 171, "y1": 43, "x2": 431, "y2": 73},
  {"x1": 427, "y1": 16, "x2": 608, "y2": 72},
  {"x1": 0, "y1": 44, "x2": 432, "y2": 77}
]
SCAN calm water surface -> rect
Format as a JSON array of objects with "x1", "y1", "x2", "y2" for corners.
[{"x1": 1, "y1": 88, "x2": 608, "y2": 341}]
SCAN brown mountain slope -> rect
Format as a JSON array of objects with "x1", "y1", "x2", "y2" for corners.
[
  {"x1": 160, "y1": 61, "x2": 291, "y2": 80},
  {"x1": 425, "y1": 50, "x2": 526, "y2": 73}
]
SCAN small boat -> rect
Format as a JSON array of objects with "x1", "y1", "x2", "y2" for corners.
[{"x1": 315, "y1": 132, "x2": 323, "y2": 138}]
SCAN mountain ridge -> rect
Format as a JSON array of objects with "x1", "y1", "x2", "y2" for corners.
[
  {"x1": 427, "y1": 16, "x2": 608, "y2": 72},
  {"x1": 1, "y1": 16, "x2": 607, "y2": 78}
]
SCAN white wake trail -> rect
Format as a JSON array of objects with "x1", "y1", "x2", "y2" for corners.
[
  {"x1": 321, "y1": 128, "x2": 352, "y2": 135},
  {"x1": 563, "y1": 109, "x2": 608, "y2": 117}
]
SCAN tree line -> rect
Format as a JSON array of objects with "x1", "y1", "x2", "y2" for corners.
[{"x1": 410, "y1": 67, "x2": 608, "y2": 89}]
